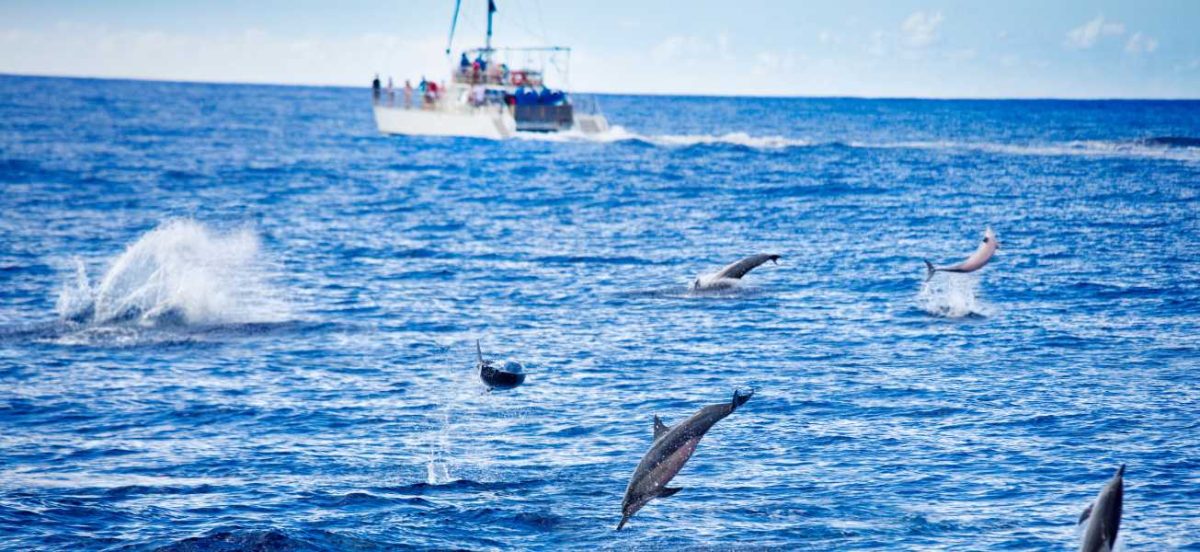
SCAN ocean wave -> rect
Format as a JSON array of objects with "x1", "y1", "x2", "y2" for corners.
[
  {"x1": 152, "y1": 527, "x2": 387, "y2": 552},
  {"x1": 848, "y1": 138, "x2": 1200, "y2": 162},
  {"x1": 517, "y1": 125, "x2": 810, "y2": 149},
  {"x1": 55, "y1": 219, "x2": 291, "y2": 328},
  {"x1": 522, "y1": 127, "x2": 1200, "y2": 160},
  {"x1": 1139, "y1": 135, "x2": 1200, "y2": 148}
]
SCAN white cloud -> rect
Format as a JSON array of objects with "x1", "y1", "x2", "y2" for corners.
[
  {"x1": 751, "y1": 49, "x2": 797, "y2": 77},
  {"x1": 0, "y1": 22, "x2": 447, "y2": 87},
  {"x1": 901, "y1": 11, "x2": 943, "y2": 48},
  {"x1": 946, "y1": 48, "x2": 977, "y2": 62},
  {"x1": 649, "y1": 33, "x2": 732, "y2": 64},
  {"x1": 1125, "y1": 32, "x2": 1158, "y2": 54},
  {"x1": 1065, "y1": 15, "x2": 1125, "y2": 49},
  {"x1": 716, "y1": 32, "x2": 733, "y2": 61},
  {"x1": 615, "y1": 17, "x2": 640, "y2": 30},
  {"x1": 649, "y1": 35, "x2": 689, "y2": 63},
  {"x1": 865, "y1": 30, "x2": 887, "y2": 56}
]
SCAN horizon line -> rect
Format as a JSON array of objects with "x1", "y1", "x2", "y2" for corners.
[{"x1": 3, "y1": 71, "x2": 1199, "y2": 102}]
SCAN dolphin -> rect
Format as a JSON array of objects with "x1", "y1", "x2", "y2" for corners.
[
  {"x1": 693, "y1": 254, "x2": 780, "y2": 290},
  {"x1": 1079, "y1": 464, "x2": 1125, "y2": 552},
  {"x1": 616, "y1": 389, "x2": 754, "y2": 531},
  {"x1": 476, "y1": 340, "x2": 525, "y2": 391},
  {"x1": 924, "y1": 227, "x2": 998, "y2": 281}
]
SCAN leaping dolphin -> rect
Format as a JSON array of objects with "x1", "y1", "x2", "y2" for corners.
[
  {"x1": 616, "y1": 389, "x2": 754, "y2": 531},
  {"x1": 476, "y1": 340, "x2": 525, "y2": 391},
  {"x1": 1079, "y1": 464, "x2": 1124, "y2": 552},
  {"x1": 924, "y1": 227, "x2": 998, "y2": 281},
  {"x1": 693, "y1": 254, "x2": 780, "y2": 290}
]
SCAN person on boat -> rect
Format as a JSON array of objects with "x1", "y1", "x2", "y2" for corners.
[
  {"x1": 386, "y1": 76, "x2": 394, "y2": 106},
  {"x1": 500, "y1": 63, "x2": 510, "y2": 84},
  {"x1": 418, "y1": 77, "x2": 428, "y2": 108},
  {"x1": 425, "y1": 80, "x2": 440, "y2": 105},
  {"x1": 403, "y1": 80, "x2": 413, "y2": 109},
  {"x1": 371, "y1": 74, "x2": 380, "y2": 104},
  {"x1": 474, "y1": 53, "x2": 488, "y2": 80},
  {"x1": 459, "y1": 52, "x2": 470, "y2": 77}
]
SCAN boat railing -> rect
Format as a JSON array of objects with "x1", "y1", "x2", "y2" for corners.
[
  {"x1": 452, "y1": 68, "x2": 544, "y2": 88},
  {"x1": 373, "y1": 90, "x2": 426, "y2": 110},
  {"x1": 372, "y1": 87, "x2": 452, "y2": 111},
  {"x1": 374, "y1": 91, "x2": 512, "y2": 117}
]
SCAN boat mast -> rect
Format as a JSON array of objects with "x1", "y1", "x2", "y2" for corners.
[
  {"x1": 486, "y1": 0, "x2": 497, "y2": 55},
  {"x1": 445, "y1": 0, "x2": 462, "y2": 55}
]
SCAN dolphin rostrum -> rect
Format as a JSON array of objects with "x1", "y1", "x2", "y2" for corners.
[
  {"x1": 1079, "y1": 464, "x2": 1124, "y2": 552},
  {"x1": 616, "y1": 389, "x2": 754, "y2": 531},
  {"x1": 693, "y1": 254, "x2": 780, "y2": 290},
  {"x1": 924, "y1": 227, "x2": 998, "y2": 281}
]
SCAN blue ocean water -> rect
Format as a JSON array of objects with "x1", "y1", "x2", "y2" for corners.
[{"x1": 1, "y1": 73, "x2": 1198, "y2": 550}]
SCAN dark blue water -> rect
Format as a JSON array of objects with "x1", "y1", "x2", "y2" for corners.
[{"x1": 1, "y1": 74, "x2": 1199, "y2": 550}]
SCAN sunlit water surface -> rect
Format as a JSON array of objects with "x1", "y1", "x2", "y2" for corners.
[{"x1": 1, "y1": 75, "x2": 1199, "y2": 550}]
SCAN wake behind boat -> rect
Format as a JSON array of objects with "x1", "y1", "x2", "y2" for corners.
[{"x1": 371, "y1": 0, "x2": 609, "y2": 140}]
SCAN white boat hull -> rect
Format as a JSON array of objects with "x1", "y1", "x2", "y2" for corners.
[
  {"x1": 573, "y1": 113, "x2": 609, "y2": 135},
  {"x1": 373, "y1": 105, "x2": 517, "y2": 140}
]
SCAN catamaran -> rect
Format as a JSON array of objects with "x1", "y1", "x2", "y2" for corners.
[{"x1": 372, "y1": 0, "x2": 609, "y2": 140}]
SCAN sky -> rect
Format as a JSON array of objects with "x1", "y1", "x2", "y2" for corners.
[{"x1": 1, "y1": 0, "x2": 1198, "y2": 98}]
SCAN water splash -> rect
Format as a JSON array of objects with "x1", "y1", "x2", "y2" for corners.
[
  {"x1": 56, "y1": 219, "x2": 289, "y2": 327},
  {"x1": 426, "y1": 406, "x2": 454, "y2": 485},
  {"x1": 54, "y1": 257, "x2": 93, "y2": 320},
  {"x1": 525, "y1": 128, "x2": 1199, "y2": 161},
  {"x1": 518, "y1": 125, "x2": 809, "y2": 149},
  {"x1": 917, "y1": 273, "x2": 989, "y2": 318},
  {"x1": 690, "y1": 273, "x2": 744, "y2": 293}
]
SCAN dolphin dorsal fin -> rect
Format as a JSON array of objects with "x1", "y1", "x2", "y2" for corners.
[
  {"x1": 653, "y1": 415, "x2": 670, "y2": 440},
  {"x1": 476, "y1": 340, "x2": 484, "y2": 364}
]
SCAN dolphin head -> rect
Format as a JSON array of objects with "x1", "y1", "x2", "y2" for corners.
[{"x1": 619, "y1": 492, "x2": 652, "y2": 530}]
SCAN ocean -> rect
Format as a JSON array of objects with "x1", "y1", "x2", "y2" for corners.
[{"x1": 1, "y1": 74, "x2": 1198, "y2": 550}]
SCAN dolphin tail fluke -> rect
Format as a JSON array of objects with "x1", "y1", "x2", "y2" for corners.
[
  {"x1": 731, "y1": 388, "x2": 754, "y2": 412},
  {"x1": 476, "y1": 340, "x2": 483, "y2": 364},
  {"x1": 924, "y1": 259, "x2": 936, "y2": 281},
  {"x1": 616, "y1": 515, "x2": 629, "y2": 531}
]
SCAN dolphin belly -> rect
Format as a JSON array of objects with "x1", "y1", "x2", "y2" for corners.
[{"x1": 649, "y1": 436, "x2": 701, "y2": 488}]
